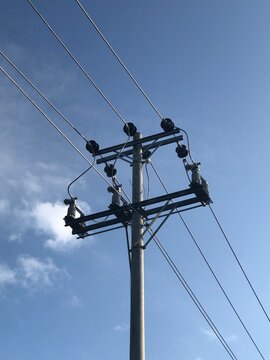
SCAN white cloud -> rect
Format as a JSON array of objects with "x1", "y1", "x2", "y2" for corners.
[
  {"x1": 113, "y1": 322, "x2": 129, "y2": 332},
  {"x1": 201, "y1": 328, "x2": 216, "y2": 341},
  {"x1": 0, "y1": 199, "x2": 10, "y2": 214},
  {"x1": 0, "y1": 255, "x2": 66, "y2": 293},
  {"x1": 0, "y1": 264, "x2": 17, "y2": 287},
  {"x1": 201, "y1": 328, "x2": 238, "y2": 343},
  {"x1": 17, "y1": 255, "x2": 65, "y2": 290},
  {"x1": 225, "y1": 334, "x2": 238, "y2": 343},
  {"x1": 67, "y1": 294, "x2": 84, "y2": 308},
  {"x1": 30, "y1": 201, "x2": 88, "y2": 251}
]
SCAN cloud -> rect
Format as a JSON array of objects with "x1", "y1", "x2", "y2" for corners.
[
  {"x1": 67, "y1": 294, "x2": 84, "y2": 308},
  {"x1": 0, "y1": 264, "x2": 17, "y2": 287},
  {"x1": 113, "y1": 322, "x2": 129, "y2": 332},
  {"x1": 30, "y1": 201, "x2": 88, "y2": 251},
  {"x1": 0, "y1": 199, "x2": 10, "y2": 214},
  {"x1": 201, "y1": 328, "x2": 238, "y2": 343},
  {"x1": 17, "y1": 255, "x2": 66, "y2": 290},
  {"x1": 0, "y1": 255, "x2": 67, "y2": 293},
  {"x1": 201, "y1": 328, "x2": 216, "y2": 341}
]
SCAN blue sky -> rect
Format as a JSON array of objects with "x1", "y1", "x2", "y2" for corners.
[{"x1": 1, "y1": 1, "x2": 270, "y2": 359}]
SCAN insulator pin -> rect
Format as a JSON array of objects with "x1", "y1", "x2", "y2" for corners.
[
  {"x1": 123, "y1": 122, "x2": 137, "y2": 136},
  {"x1": 142, "y1": 150, "x2": 152, "y2": 160},
  {"x1": 176, "y1": 144, "x2": 189, "y2": 158},
  {"x1": 104, "y1": 164, "x2": 117, "y2": 177},
  {"x1": 161, "y1": 118, "x2": 175, "y2": 132},
  {"x1": 86, "y1": 140, "x2": 99, "y2": 155}
]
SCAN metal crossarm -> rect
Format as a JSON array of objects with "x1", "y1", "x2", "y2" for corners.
[{"x1": 65, "y1": 185, "x2": 211, "y2": 236}]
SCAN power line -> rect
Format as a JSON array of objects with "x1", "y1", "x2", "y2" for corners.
[
  {"x1": 152, "y1": 232, "x2": 239, "y2": 360},
  {"x1": 209, "y1": 204, "x2": 270, "y2": 323},
  {"x1": 25, "y1": 0, "x2": 128, "y2": 128},
  {"x1": 1, "y1": 50, "x2": 130, "y2": 183},
  {"x1": 0, "y1": 65, "x2": 123, "y2": 195},
  {"x1": 74, "y1": 0, "x2": 163, "y2": 120},
  {"x1": 0, "y1": 50, "x2": 88, "y2": 143},
  {"x1": 150, "y1": 161, "x2": 267, "y2": 359}
]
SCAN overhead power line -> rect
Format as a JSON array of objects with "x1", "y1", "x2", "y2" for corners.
[
  {"x1": 152, "y1": 232, "x2": 239, "y2": 360},
  {"x1": 0, "y1": 51, "x2": 88, "y2": 143},
  {"x1": 25, "y1": 0, "x2": 128, "y2": 128},
  {"x1": 209, "y1": 204, "x2": 270, "y2": 323},
  {"x1": 0, "y1": 65, "x2": 122, "y2": 195},
  {"x1": 74, "y1": 0, "x2": 163, "y2": 120},
  {"x1": 149, "y1": 161, "x2": 267, "y2": 359}
]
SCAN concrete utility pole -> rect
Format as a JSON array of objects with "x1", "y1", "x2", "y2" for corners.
[
  {"x1": 64, "y1": 125, "x2": 211, "y2": 360},
  {"x1": 130, "y1": 132, "x2": 145, "y2": 360}
]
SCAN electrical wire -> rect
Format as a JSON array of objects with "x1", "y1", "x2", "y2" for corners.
[
  {"x1": 67, "y1": 161, "x2": 95, "y2": 199},
  {"x1": 74, "y1": 0, "x2": 196, "y2": 166},
  {"x1": 0, "y1": 50, "x2": 88, "y2": 143},
  {"x1": 152, "y1": 232, "x2": 239, "y2": 360},
  {"x1": 24, "y1": 0, "x2": 132, "y2": 182},
  {"x1": 209, "y1": 204, "x2": 270, "y2": 323},
  {"x1": 0, "y1": 65, "x2": 125, "y2": 200},
  {"x1": 150, "y1": 161, "x2": 267, "y2": 359},
  {"x1": 25, "y1": 0, "x2": 128, "y2": 128},
  {"x1": 74, "y1": 0, "x2": 163, "y2": 120}
]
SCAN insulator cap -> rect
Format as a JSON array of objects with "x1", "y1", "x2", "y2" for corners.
[
  {"x1": 104, "y1": 164, "x2": 117, "y2": 177},
  {"x1": 123, "y1": 122, "x2": 137, "y2": 136},
  {"x1": 142, "y1": 150, "x2": 152, "y2": 160},
  {"x1": 176, "y1": 144, "x2": 189, "y2": 158},
  {"x1": 86, "y1": 140, "x2": 99, "y2": 155},
  {"x1": 161, "y1": 118, "x2": 175, "y2": 133}
]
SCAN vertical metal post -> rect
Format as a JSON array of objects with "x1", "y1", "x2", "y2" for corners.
[{"x1": 130, "y1": 132, "x2": 145, "y2": 360}]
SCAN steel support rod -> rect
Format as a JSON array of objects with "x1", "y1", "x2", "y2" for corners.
[{"x1": 130, "y1": 132, "x2": 145, "y2": 360}]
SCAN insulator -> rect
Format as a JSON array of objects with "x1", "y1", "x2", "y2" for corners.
[
  {"x1": 191, "y1": 166, "x2": 201, "y2": 184},
  {"x1": 67, "y1": 202, "x2": 76, "y2": 218},
  {"x1": 142, "y1": 150, "x2": 152, "y2": 160},
  {"x1": 175, "y1": 144, "x2": 189, "y2": 158},
  {"x1": 104, "y1": 164, "x2": 117, "y2": 177},
  {"x1": 86, "y1": 140, "x2": 99, "y2": 155},
  {"x1": 123, "y1": 122, "x2": 137, "y2": 136},
  {"x1": 160, "y1": 118, "x2": 175, "y2": 133},
  {"x1": 201, "y1": 177, "x2": 209, "y2": 195}
]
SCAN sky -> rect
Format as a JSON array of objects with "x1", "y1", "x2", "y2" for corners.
[{"x1": 1, "y1": 0, "x2": 270, "y2": 359}]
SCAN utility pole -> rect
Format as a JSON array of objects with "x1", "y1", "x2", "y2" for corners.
[
  {"x1": 130, "y1": 132, "x2": 145, "y2": 360},
  {"x1": 64, "y1": 120, "x2": 211, "y2": 360}
]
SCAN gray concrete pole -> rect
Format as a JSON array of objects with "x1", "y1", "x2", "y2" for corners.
[{"x1": 130, "y1": 132, "x2": 145, "y2": 360}]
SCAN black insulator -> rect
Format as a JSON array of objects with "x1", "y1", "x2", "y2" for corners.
[
  {"x1": 123, "y1": 122, "x2": 137, "y2": 136},
  {"x1": 86, "y1": 140, "x2": 99, "y2": 155},
  {"x1": 142, "y1": 150, "x2": 152, "y2": 160},
  {"x1": 161, "y1": 118, "x2": 175, "y2": 133},
  {"x1": 176, "y1": 144, "x2": 189, "y2": 158},
  {"x1": 104, "y1": 164, "x2": 117, "y2": 177}
]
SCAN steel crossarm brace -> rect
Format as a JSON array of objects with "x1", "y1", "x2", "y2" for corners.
[
  {"x1": 96, "y1": 135, "x2": 184, "y2": 164},
  {"x1": 143, "y1": 205, "x2": 177, "y2": 248},
  {"x1": 67, "y1": 187, "x2": 198, "y2": 225},
  {"x1": 96, "y1": 129, "x2": 180, "y2": 156}
]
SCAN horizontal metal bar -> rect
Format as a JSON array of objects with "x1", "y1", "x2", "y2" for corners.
[
  {"x1": 77, "y1": 224, "x2": 125, "y2": 239},
  {"x1": 76, "y1": 218, "x2": 122, "y2": 234},
  {"x1": 96, "y1": 129, "x2": 180, "y2": 156},
  {"x1": 144, "y1": 197, "x2": 200, "y2": 217},
  {"x1": 147, "y1": 204, "x2": 203, "y2": 220},
  {"x1": 71, "y1": 197, "x2": 202, "y2": 235},
  {"x1": 96, "y1": 135, "x2": 183, "y2": 164},
  {"x1": 68, "y1": 187, "x2": 197, "y2": 225}
]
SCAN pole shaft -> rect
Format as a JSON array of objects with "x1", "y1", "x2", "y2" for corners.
[{"x1": 130, "y1": 132, "x2": 145, "y2": 360}]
